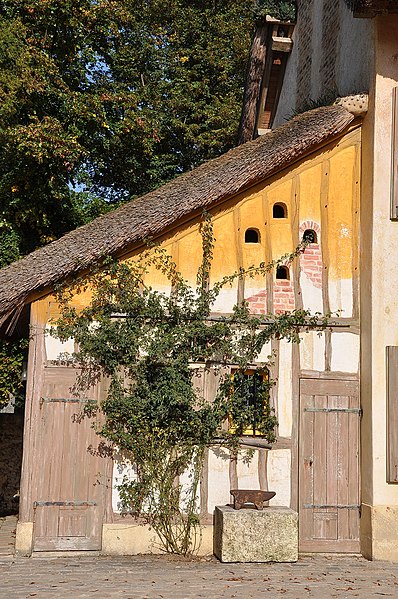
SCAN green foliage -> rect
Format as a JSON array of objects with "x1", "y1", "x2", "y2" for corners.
[
  {"x1": 0, "y1": 221, "x2": 20, "y2": 268},
  {"x1": 0, "y1": 338, "x2": 27, "y2": 408},
  {"x1": 0, "y1": 0, "x2": 258, "y2": 261},
  {"x1": 222, "y1": 371, "x2": 277, "y2": 439},
  {"x1": 254, "y1": 0, "x2": 296, "y2": 21},
  {"x1": 53, "y1": 214, "x2": 326, "y2": 555}
]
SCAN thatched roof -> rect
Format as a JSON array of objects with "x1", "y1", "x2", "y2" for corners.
[{"x1": 0, "y1": 104, "x2": 356, "y2": 327}]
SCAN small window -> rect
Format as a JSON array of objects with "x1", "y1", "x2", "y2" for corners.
[
  {"x1": 273, "y1": 203, "x2": 288, "y2": 218},
  {"x1": 229, "y1": 369, "x2": 271, "y2": 437},
  {"x1": 302, "y1": 229, "x2": 318, "y2": 243},
  {"x1": 245, "y1": 228, "x2": 260, "y2": 243},
  {"x1": 276, "y1": 266, "x2": 289, "y2": 280}
]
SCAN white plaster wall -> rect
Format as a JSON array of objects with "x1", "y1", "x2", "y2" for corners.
[
  {"x1": 277, "y1": 341, "x2": 293, "y2": 438},
  {"x1": 299, "y1": 331, "x2": 325, "y2": 371},
  {"x1": 300, "y1": 272, "x2": 323, "y2": 313},
  {"x1": 274, "y1": 23, "x2": 298, "y2": 124},
  {"x1": 335, "y1": 2, "x2": 373, "y2": 97},
  {"x1": 256, "y1": 340, "x2": 272, "y2": 364},
  {"x1": 211, "y1": 288, "x2": 239, "y2": 313},
  {"x1": 308, "y1": 0, "x2": 324, "y2": 102},
  {"x1": 329, "y1": 278, "x2": 353, "y2": 318},
  {"x1": 112, "y1": 458, "x2": 137, "y2": 513},
  {"x1": 366, "y1": 17, "x2": 398, "y2": 507},
  {"x1": 179, "y1": 464, "x2": 201, "y2": 514},
  {"x1": 274, "y1": 0, "x2": 373, "y2": 127},
  {"x1": 267, "y1": 449, "x2": 291, "y2": 506},
  {"x1": 236, "y1": 451, "x2": 260, "y2": 489},
  {"x1": 207, "y1": 447, "x2": 231, "y2": 513},
  {"x1": 331, "y1": 332, "x2": 359, "y2": 373},
  {"x1": 113, "y1": 457, "x2": 202, "y2": 515}
]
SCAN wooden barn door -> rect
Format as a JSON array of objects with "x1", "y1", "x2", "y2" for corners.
[
  {"x1": 33, "y1": 397, "x2": 106, "y2": 551},
  {"x1": 299, "y1": 379, "x2": 360, "y2": 553}
]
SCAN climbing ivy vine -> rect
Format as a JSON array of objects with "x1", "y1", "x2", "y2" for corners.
[{"x1": 53, "y1": 214, "x2": 326, "y2": 555}]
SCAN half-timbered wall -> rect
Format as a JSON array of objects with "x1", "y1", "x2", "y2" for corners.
[{"x1": 21, "y1": 126, "x2": 361, "y2": 554}]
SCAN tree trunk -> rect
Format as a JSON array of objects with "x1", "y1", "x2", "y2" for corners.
[{"x1": 237, "y1": 22, "x2": 269, "y2": 145}]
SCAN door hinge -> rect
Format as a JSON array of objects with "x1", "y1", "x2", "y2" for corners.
[
  {"x1": 33, "y1": 501, "x2": 97, "y2": 507},
  {"x1": 303, "y1": 504, "x2": 360, "y2": 510},
  {"x1": 304, "y1": 407, "x2": 362, "y2": 415}
]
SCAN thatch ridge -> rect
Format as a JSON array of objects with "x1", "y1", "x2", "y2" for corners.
[{"x1": 0, "y1": 105, "x2": 355, "y2": 324}]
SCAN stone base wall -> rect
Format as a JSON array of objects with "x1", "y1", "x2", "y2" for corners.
[
  {"x1": 0, "y1": 412, "x2": 24, "y2": 516},
  {"x1": 101, "y1": 523, "x2": 213, "y2": 557},
  {"x1": 361, "y1": 503, "x2": 398, "y2": 562}
]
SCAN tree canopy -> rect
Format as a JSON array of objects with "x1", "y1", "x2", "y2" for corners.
[{"x1": 0, "y1": 1, "x2": 296, "y2": 265}]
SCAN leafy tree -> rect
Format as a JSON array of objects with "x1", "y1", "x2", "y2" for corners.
[
  {"x1": 254, "y1": 1, "x2": 296, "y2": 21},
  {"x1": 0, "y1": 1, "x2": 252, "y2": 260},
  {"x1": 0, "y1": 1, "x2": 296, "y2": 264},
  {"x1": 53, "y1": 215, "x2": 324, "y2": 555}
]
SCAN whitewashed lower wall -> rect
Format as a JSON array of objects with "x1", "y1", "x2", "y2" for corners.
[{"x1": 331, "y1": 332, "x2": 359, "y2": 373}]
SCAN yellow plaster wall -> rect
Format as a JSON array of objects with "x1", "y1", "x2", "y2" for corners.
[
  {"x1": 268, "y1": 179, "x2": 294, "y2": 260},
  {"x1": 327, "y1": 146, "x2": 356, "y2": 282},
  {"x1": 298, "y1": 164, "x2": 322, "y2": 226},
  {"x1": 211, "y1": 210, "x2": 240, "y2": 278},
  {"x1": 32, "y1": 128, "x2": 361, "y2": 325}
]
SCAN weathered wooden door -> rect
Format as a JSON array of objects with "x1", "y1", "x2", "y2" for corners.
[
  {"x1": 33, "y1": 397, "x2": 106, "y2": 551},
  {"x1": 299, "y1": 379, "x2": 360, "y2": 553}
]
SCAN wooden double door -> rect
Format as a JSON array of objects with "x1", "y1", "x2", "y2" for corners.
[{"x1": 299, "y1": 378, "x2": 360, "y2": 553}]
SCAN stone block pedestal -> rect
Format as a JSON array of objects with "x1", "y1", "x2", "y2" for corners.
[{"x1": 213, "y1": 505, "x2": 298, "y2": 563}]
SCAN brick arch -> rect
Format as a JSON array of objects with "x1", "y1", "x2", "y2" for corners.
[{"x1": 299, "y1": 220, "x2": 321, "y2": 235}]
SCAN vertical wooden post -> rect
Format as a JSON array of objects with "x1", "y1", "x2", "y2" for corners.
[
  {"x1": 386, "y1": 346, "x2": 398, "y2": 482},
  {"x1": 391, "y1": 87, "x2": 398, "y2": 220},
  {"x1": 19, "y1": 303, "x2": 46, "y2": 523},
  {"x1": 237, "y1": 22, "x2": 269, "y2": 145}
]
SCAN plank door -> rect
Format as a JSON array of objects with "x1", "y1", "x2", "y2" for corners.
[
  {"x1": 299, "y1": 379, "x2": 360, "y2": 553},
  {"x1": 33, "y1": 398, "x2": 106, "y2": 551}
]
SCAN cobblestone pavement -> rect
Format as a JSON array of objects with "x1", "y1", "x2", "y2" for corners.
[
  {"x1": 0, "y1": 515, "x2": 17, "y2": 555},
  {"x1": 1, "y1": 554, "x2": 398, "y2": 599}
]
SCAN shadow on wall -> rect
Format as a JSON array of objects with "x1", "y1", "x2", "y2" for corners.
[{"x1": 0, "y1": 412, "x2": 24, "y2": 516}]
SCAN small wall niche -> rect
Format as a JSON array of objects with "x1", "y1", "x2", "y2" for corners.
[
  {"x1": 245, "y1": 228, "x2": 260, "y2": 244},
  {"x1": 302, "y1": 229, "x2": 318, "y2": 244},
  {"x1": 273, "y1": 203, "x2": 288, "y2": 219},
  {"x1": 276, "y1": 266, "x2": 289, "y2": 280}
]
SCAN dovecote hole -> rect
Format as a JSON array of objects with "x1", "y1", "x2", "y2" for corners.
[
  {"x1": 302, "y1": 229, "x2": 318, "y2": 243},
  {"x1": 245, "y1": 228, "x2": 260, "y2": 243},
  {"x1": 273, "y1": 203, "x2": 287, "y2": 218},
  {"x1": 276, "y1": 266, "x2": 289, "y2": 280}
]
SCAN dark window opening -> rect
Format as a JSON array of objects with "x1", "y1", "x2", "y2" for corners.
[
  {"x1": 230, "y1": 369, "x2": 270, "y2": 437},
  {"x1": 276, "y1": 266, "x2": 289, "y2": 280},
  {"x1": 302, "y1": 229, "x2": 318, "y2": 244},
  {"x1": 245, "y1": 228, "x2": 260, "y2": 243},
  {"x1": 273, "y1": 203, "x2": 287, "y2": 218}
]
